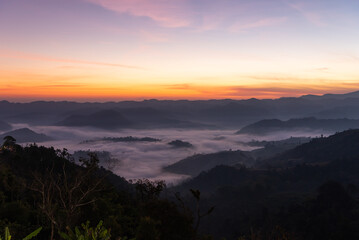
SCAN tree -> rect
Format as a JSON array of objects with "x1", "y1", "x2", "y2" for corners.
[
  {"x1": 133, "y1": 179, "x2": 166, "y2": 201},
  {"x1": 175, "y1": 189, "x2": 215, "y2": 240},
  {"x1": 135, "y1": 217, "x2": 160, "y2": 240},
  {"x1": 29, "y1": 151, "x2": 106, "y2": 240},
  {"x1": 1, "y1": 136, "x2": 18, "y2": 152}
]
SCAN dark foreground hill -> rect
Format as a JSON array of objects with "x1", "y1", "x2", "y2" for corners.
[
  {"x1": 2, "y1": 129, "x2": 359, "y2": 240},
  {"x1": 237, "y1": 117, "x2": 359, "y2": 135},
  {"x1": 173, "y1": 161, "x2": 359, "y2": 239},
  {"x1": 258, "y1": 129, "x2": 359, "y2": 168},
  {"x1": 0, "y1": 141, "x2": 195, "y2": 240},
  {"x1": 172, "y1": 130, "x2": 359, "y2": 239}
]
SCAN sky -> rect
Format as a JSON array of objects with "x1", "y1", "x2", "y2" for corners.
[{"x1": 1, "y1": 0, "x2": 359, "y2": 101}]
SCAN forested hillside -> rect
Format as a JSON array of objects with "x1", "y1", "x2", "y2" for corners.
[
  {"x1": 2, "y1": 130, "x2": 359, "y2": 240},
  {"x1": 0, "y1": 137, "x2": 194, "y2": 240}
]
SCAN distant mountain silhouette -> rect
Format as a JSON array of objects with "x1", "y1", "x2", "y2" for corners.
[
  {"x1": 164, "y1": 150, "x2": 253, "y2": 176},
  {"x1": 58, "y1": 110, "x2": 132, "y2": 129},
  {"x1": 301, "y1": 90, "x2": 359, "y2": 100},
  {"x1": 0, "y1": 128, "x2": 52, "y2": 143},
  {"x1": 313, "y1": 105, "x2": 359, "y2": 119},
  {"x1": 3, "y1": 90, "x2": 359, "y2": 128},
  {"x1": 237, "y1": 117, "x2": 359, "y2": 134},
  {"x1": 0, "y1": 120, "x2": 12, "y2": 132},
  {"x1": 199, "y1": 101, "x2": 275, "y2": 126},
  {"x1": 58, "y1": 108, "x2": 210, "y2": 130}
]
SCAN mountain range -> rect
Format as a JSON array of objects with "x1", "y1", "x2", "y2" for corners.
[{"x1": 2, "y1": 90, "x2": 359, "y2": 129}]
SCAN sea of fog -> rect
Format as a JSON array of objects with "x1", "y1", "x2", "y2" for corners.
[{"x1": 8, "y1": 124, "x2": 325, "y2": 185}]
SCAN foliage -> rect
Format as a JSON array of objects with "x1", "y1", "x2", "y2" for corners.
[
  {"x1": 0, "y1": 141, "x2": 194, "y2": 240},
  {"x1": 59, "y1": 221, "x2": 110, "y2": 240},
  {"x1": 0, "y1": 227, "x2": 42, "y2": 240},
  {"x1": 133, "y1": 179, "x2": 166, "y2": 200},
  {"x1": 135, "y1": 217, "x2": 160, "y2": 240}
]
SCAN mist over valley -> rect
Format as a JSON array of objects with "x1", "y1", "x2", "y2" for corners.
[{"x1": 2, "y1": 91, "x2": 359, "y2": 183}]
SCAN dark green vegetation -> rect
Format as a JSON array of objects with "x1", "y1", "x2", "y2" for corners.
[
  {"x1": 81, "y1": 136, "x2": 161, "y2": 144},
  {"x1": 3, "y1": 129, "x2": 359, "y2": 239},
  {"x1": 72, "y1": 150, "x2": 118, "y2": 168},
  {"x1": 1, "y1": 226, "x2": 42, "y2": 240},
  {"x1": 172, "y1": 129, "x2": 359, "y2": 239},
  {"x1": 0, "y1": 138, "x2": 194, "y2": 240},
  {"x1": 245, "y1": 137, "x2": 311, "y2": 148},
  {"x1": 237, "y1": 117, "x2": 359, "y2": 135}
]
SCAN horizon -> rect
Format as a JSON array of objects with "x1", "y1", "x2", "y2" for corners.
[
  {"x1": 1, "y1": 89, "x2": 358, "y2": 103},
  {"x1": 1, "y1": 0, "x2": 359, "y2": 101}
]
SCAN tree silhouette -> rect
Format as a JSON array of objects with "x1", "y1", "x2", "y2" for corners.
[{"x1": 1, "y1": 136, "x2": 18, "y2": 152}]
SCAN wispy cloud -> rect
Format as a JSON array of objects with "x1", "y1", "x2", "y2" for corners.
[
  {"x1": 84, "y1": 0, "x2": 287, "y2": 33},
  {"x1": 84, "y1": 0, "x2": 192, "y2": 28},
  {"x1": 161, "y1": 81, "x2": 359, "y2": 99},
  {"x1": 0, "y1": 50, "x2": 143, "y2": 69},
  {"x1": 288, "y1": 2, "x2": 326, "y2": 27},
  {"x1": 229, "y1": 17, "x2": 287, "y2": 33}
]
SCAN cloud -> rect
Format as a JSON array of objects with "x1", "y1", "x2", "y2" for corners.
[
  {"x1": 161, "y1": 81, "x2": 359, "y2": 100},
  {"x1": 84, "y1": 0, "x2": 288, "y2": 33},
  {"x1": 0, "y1": 49, "x2": 143, "y2": 69},
  {"x1": 84, "y1": 0, "x2": 192, "y2": 28},
  {"x1": 312, "y1": 67, "x2": 329, "y2": 72},
  {"x1": 288, "y1": 2, "x2": 326, "y2": 27},
  {"x1": 164, "y1": 84, "x2": 192, "y2": 90},
  {"x1": 229, "y1": 17, "x2": 287, "y2": 32},
  {"x1": 32, "y1": 126, "x2": 258, "y2": 182}
]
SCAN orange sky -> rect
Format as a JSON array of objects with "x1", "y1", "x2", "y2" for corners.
[{"x1": 1, "y1": 0, "x2": 359, "y2": 101}]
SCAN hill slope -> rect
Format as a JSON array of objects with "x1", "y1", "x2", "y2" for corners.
[
  {"x1": 0, "y1": 128, "x2": 52, "y2": 143},
  {"x1": 58, "y1": 109, "x2": 133, "y2": 129},
  {"x1": 0, "y1": 120, "x2": 12, "y2": 132},
  {"x1": 164, "y1": 150, "x2": 253, "y2": 176},
  {"x1": 237, "y1": 117, "x2": 359, "y2": 135},
  {"x1": 258, "y1": 129, "x2": 359, "y2": 167}
]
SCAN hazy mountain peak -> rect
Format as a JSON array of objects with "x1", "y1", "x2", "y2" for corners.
[{"x1": 0, "y1": 128, "x2": 52, "y2": 143}]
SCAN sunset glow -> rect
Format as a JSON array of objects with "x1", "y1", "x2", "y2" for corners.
[{"x1": 1, "y1": 0, "x2": 359, "y2": 101}]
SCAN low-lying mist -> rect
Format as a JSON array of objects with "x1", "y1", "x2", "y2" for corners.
[{"x1": 4, "y1": 124, "x2": 326, "y2": 184}]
